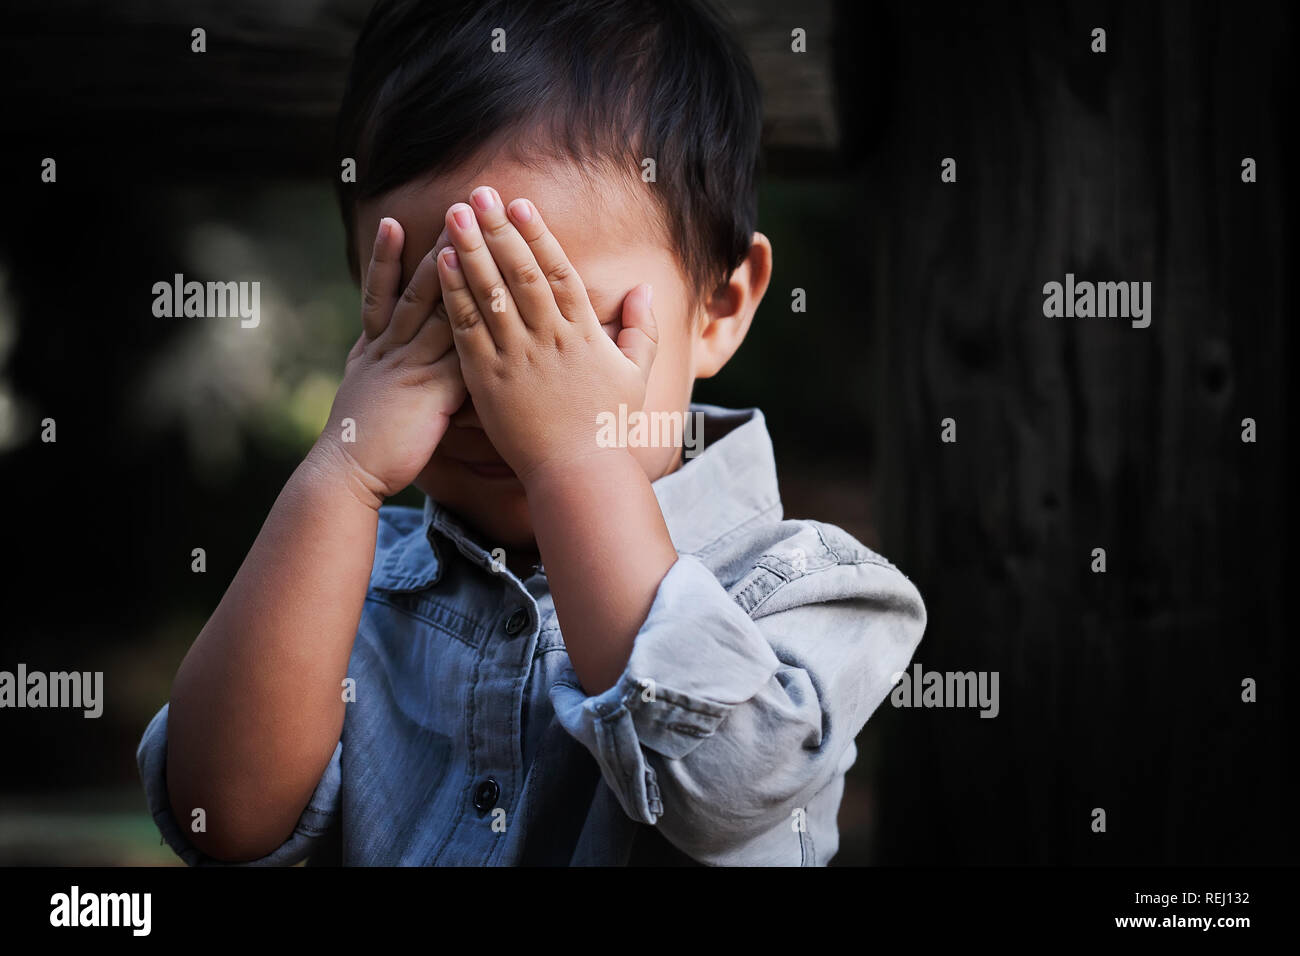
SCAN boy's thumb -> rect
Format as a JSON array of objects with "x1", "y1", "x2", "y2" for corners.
[{"x1": 616, "y1": 283, "x2": 657, "y2": 374}]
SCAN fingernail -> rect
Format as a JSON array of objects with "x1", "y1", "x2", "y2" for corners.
[
  {"x1": 441, "y1": 248, "x2": 460, "y2": 270},
  {"x1": 644, "y1": 284, "x2": 653, "y2": 308},
  {"x1": 508, "y1": 198, "x2": 533, "y2": 223},
  {"x1": 471, "y1": 186, "x2": 497, "y2": 211},
  {"x1": 452, "y1": 205, "x2": 472, "y2": 229},
  {"x1": 376, "y1": 218, "x2": 391, "y2": 243}
]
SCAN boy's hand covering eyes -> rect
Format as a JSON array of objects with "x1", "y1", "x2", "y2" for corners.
[
  {"x1": 437, "y1": 185, "x2": 657, "y2": 485},
  {"x1": 315, "y1": 217, "x2": 467, "y2": 508}
]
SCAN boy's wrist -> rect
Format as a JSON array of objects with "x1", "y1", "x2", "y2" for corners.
[
  {"x1": 303, "y1": 434, "x2": 389, "y2": 513},
  {"x1": 518, "y1": 446, "x2": 638, "y2": 497}
]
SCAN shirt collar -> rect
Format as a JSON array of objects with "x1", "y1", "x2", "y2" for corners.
[
  {"x1": 648, "y1": 403, "x2": 782, "y2": 554},
  {"x1": 370, "y1": 403, "x2": 782, "y2": 592}
]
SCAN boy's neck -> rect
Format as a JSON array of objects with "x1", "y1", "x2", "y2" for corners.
[{"x1": 505, "y1": 549, "x2": 543, "y2": 580}]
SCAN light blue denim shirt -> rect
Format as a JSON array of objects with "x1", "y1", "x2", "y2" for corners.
[{"x1": 137, "y1": 404, "x2": 926, "y2": 865}]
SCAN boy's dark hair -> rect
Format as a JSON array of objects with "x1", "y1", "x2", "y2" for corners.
[{"x1": 335, "y1": 0, "x2": 763, "y2": 310}]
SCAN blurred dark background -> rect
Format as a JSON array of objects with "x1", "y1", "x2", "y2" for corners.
[{"x1": 0, "y1": 0, "x2": 1291, "y2": 864}]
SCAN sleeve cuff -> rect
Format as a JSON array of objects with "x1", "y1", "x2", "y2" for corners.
[
  {"x1": 135, "y1": 703, "x2": 342, "y2": 866},
  {"x1": 548, "y1": 553, "x2": 781, "y2": 823}
]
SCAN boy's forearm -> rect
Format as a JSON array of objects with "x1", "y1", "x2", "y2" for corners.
[
  {"x1": 523, "y1": 449, "x2": 678, "y2": 696},
  {"x1": 165, "y1": 438, "x2": 381, "y2": 861}
]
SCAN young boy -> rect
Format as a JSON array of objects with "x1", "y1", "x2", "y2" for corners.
[{"x1": 137, "y1": 0, "x2": 926, "y2": 866}]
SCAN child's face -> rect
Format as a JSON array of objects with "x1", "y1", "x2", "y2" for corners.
[{"x1": 353, "y1": 156, "x2": 707, "y2": 551}]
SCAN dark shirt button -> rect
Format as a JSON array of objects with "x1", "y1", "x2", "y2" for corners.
[
  {"x1": 473, "y1": 778, "x2": 500, "y2": 812},
  {"x1": 504, "y1": 608, "x2": 529, "y2": 635}
]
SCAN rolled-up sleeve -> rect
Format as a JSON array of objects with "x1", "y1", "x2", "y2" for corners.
[
  {"x1": 136, "y1": 703, "x2": 342, "y2": 866},
  {"x1": 548, "y1": 549, "x2": 926, "y2": 864}
]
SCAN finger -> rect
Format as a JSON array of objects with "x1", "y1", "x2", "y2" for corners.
[
  {"x1": 386, "y1": 242, "x2": 444, "y2": 345},
  {"x1": 468, "y1": 186, "x2": 562, "y2": 330},
  {"x1": 445, "y1": 201, "x2": 524, "y2": 347},
  {"x1": 505, "y1": 197, "x2": 599, "y2": 330},
  {"x1": 405, "y1": 297, "x2": 454, "y2": 363},
  {"x1": 437, "y1": 245, "x2": 498, "y2": 363},
  {"x1": 361, "y1": 217, "x2": 404, "y2": 339},
  {"x1": 346, "y1": 330, "x2": 367, "y2": 365},
  {"x1": 426, "y1": 341, "x2": 466, "y2": 406},
  {"x1": 616, "y1": 284, "x2": 658, "y2": 375}
]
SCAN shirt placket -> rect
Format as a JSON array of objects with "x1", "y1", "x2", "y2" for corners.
[{"x1": 429, "y1": 517, "x2": 541, "y2": 865}]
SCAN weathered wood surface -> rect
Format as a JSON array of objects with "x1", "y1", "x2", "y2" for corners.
[
  {"x1": 0, "y1": 0, "x2": 838, "y2": 179},
  {"x1": 865, "y1": 0, "x2": 1290, "y2": 863}
]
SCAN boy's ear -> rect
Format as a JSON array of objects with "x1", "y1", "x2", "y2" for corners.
[{"x1": 692, "y1": 231, "x2": 772, "y2": 379}]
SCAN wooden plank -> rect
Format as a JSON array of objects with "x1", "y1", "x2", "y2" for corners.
[
  {"x1": 0, "y1": 0, "x2": 839, "y2": 180},
  {"x1": 870, "y1": 0, "x2": 1288, "y2": 863}
]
